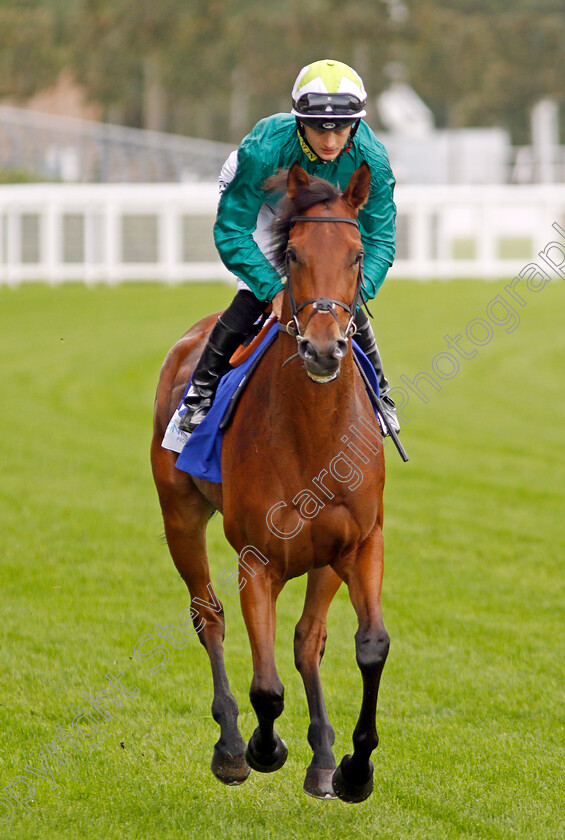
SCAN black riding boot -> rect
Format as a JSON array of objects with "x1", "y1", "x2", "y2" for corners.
[
  {"x1": 179, "y1": 290, "x2": 266, "y2": 434},
  {"x1": 353, "y1": 309, "x2": 400, "y2": 436}
]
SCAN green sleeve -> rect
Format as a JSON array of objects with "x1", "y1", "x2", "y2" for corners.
[
  {"x1": 213, "y1": 133, "x2": 284, "y2": 302},
  {"x1": 358, "y1": 159, "x2": 396, "y2": 299}
]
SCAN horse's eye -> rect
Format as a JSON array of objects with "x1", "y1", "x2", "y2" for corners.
[
  {"x1": 354, "y1": 251, "x2": 364, "y2": 265},
  {"x1": 287, "y1": 249, "x2": 298, "y2": 263}
]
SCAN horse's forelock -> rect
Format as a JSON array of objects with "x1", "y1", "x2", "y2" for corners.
[{"x1": 264, "y1": 172, "x2": 341, "y2": 272}]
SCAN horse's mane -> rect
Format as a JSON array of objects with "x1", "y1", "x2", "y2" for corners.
[{"x1": 264, "y1": 170, "x2": 341, "y2": 271}]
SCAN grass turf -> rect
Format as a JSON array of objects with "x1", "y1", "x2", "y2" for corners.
[{"x1": 0, "y1": 278, "x2": 563, "y2": 839}]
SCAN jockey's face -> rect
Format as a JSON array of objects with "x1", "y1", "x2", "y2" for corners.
[{"x1": 302, "y1": 124, "x2": 352, "y2": 161}]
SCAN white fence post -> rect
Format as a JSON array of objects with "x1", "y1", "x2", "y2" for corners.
[
  {"x1": 45, "y1": 196, "x2": 59, "y2": 285},
  {"x1": 6, "y1": 207, "x2": 20, "y2": 288},
  {"x1": 104, "y1": 194, "x2": 119, "y2": 285}
]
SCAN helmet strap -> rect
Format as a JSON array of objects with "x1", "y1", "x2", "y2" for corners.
[
  {"x1": 296, "y1": 119, "x2": 319, "y2": 162},
  {"x1": 341, "y1": 119, "x2": 360, "y2": 156}
]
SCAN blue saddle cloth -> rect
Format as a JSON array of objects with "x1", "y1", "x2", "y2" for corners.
[{"x1": 175, "y1": 322, "x2": 379, "y2": 483}]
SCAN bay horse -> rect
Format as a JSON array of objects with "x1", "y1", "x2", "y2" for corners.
[{"x1": 150, "y1": 161, "x2": 389, "y2": 803}]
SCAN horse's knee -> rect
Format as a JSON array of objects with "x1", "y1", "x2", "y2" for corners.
[
  {"x1": 250, "y1": 679, "x2": 285, "y2": 721},
  {"x1": 294, "y1": 621, "x2": 327, "y2": 672},
  {"x1": 355, "y1": 628, "x2": 390, "y2": 675},
  {"x1": 194, "y1": 607, "x2": 226, "y2": 650}
]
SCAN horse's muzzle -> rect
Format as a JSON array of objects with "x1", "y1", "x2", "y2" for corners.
[{"x1": 297, "y1": 336, "x2": 348, "y2": 383}]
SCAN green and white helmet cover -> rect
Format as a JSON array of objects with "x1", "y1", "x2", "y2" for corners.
[{"x1": 291, "y1": 59, "x2": 367, "y2": 122}]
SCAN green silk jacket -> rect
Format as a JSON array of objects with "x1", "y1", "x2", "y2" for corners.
[{"x1": 214, "y1": 113, "x2": 396, "y2": 302}]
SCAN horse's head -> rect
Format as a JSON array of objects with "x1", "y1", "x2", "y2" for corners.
[{"x1": 271, "y1": 161, "x2": 371, "y2": 383}]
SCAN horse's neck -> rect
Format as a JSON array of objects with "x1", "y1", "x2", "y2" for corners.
[{"x1": 268, "y1": 337, "x2": 361, "y2": 445}]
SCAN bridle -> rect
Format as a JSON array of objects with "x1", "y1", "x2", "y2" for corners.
[
  {"x1": 274, "y1": 210, "x2": 410, "y2": 463},
  {"x1": 280, "y1": 214, "x2": 366, "y2": 341}
]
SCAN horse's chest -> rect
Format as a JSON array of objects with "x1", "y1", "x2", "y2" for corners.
[
  {"x1": 222, "y1": 376, "x2": 383, "y2": 575},
  {"x1": 224, "y1": 460, "x2": 380, "y2": 578},
  {"x1": 299, "y1": 504, "x2": 372, "y2": 568}
]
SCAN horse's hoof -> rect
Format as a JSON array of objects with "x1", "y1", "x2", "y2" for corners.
[
  {"x1": 303, "y1": 767, "x2": 338, "y2": 800},
  {"x1": 211, "y1": 747, "x2": 251, "y2": 785},
  {"x1": 245, "y1": 734, "x2": 288, "y2": 773},
  {"x1": 332, "y1": 755, "x2": 374, "y2": 803}
]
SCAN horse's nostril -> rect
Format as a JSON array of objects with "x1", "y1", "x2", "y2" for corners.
[
  {"x1": 298, "y1": 340, "x2": 316, "y2": 362},
  {"x1": 334, "y1": 339, "x2": 348, "y2": 359}
]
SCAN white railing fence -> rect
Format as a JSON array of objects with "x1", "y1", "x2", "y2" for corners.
[{"x1": 1, "y1": 183, "x2": 564, "y2": 286}]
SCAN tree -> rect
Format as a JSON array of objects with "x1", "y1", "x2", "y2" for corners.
[
  {"x1": 1, "y1": 0, "x2": 563, "y2": 144},
  {"x1": 0, "y1": 0, "x2": 63, "y2": 99},
  {"x1": 404, "y1": 1, "x2": 565, "y2": 141}
]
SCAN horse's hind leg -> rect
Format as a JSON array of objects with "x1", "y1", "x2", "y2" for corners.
[
  {"x1": 239, "y1": 570, "x2": 288, "y2": 773},
  {"x1": 332, "y1": 528, "x2": 390, "y2": 803},
  {"x1": 294, "y1": 566, "x2": 342, "y2": 799},
  {"x1": 152, "y1": 446, "x2": 249, "y2": 785}
]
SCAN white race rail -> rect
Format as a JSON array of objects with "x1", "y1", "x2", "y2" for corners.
[{"x1": 1, "y1": 183, "x2": 564, "y2": 285}]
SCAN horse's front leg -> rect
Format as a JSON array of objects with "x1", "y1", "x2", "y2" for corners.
[
  {"x1": 294, "y1": 566, "x2": 342, "y2": 799},
  {"x1": 332, "y1": 527, "x2": 390, "y2": 803},
  {"x1": 152, "y1": 445, "x2": 249, "y2": 785},
  {"x1": 239, "y1": 569, "x2": 288, "y2": 773}
]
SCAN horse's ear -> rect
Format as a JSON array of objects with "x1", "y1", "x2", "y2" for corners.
[
  {"x1": 287, "y1": 161, "x2": 310, "y2": 199},
  {"x1": 342, "y1": 161, "x2": 371, "y2": 211}
]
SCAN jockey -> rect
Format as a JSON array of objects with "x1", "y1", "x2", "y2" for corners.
[{"x1": 180, "y1": 58, "x2": 399, "y2": 436}]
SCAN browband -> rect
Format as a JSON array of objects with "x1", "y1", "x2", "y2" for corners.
[{"x1": 290, "y1": 216, "x2": 359, "y2": 228}]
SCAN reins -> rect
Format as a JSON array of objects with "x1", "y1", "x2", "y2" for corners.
[{"x1": 280, "y1": 215, "x2": 366, "y2": 341}]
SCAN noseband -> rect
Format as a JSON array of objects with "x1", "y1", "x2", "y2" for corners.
[{"x1": 281, "y1": 215, "x2": 365, "y2": 340}]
